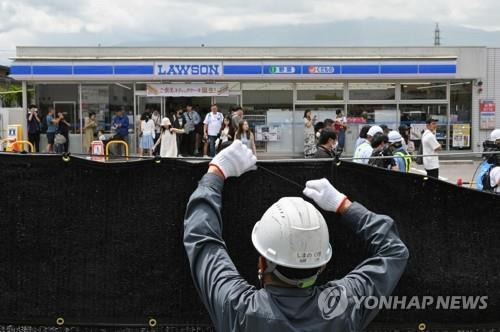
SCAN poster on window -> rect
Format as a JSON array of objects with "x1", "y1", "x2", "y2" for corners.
[
  {"x1": 146, "y1": 83, "x2": 229, "y2": 97},
  {"x1": 410, "y1": 124, "x2": 427, "y2": 140},
  {"x1": 479, "y1": 100, "x2": 496, "y2": 129},
  {"x1": 452, "y1": 124, "x2": 471, "y2": 148},
  {"x1": 255, "y1": 125, "x2": 281, "y2": 141}
]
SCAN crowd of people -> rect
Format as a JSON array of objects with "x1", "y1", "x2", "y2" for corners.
[
  {"x1": 136, "y1": 104, "x2": 256, "y2": 158},
  {"x1": 26, "y1": 104, "x2": 72, "y2": 153},
  {"x1": 25, "y1": 103, "x2": 257, "y2": 158},
  {"x1": 304, "y1": 110, "x2": 416, "y2": 172},
  {"x1": 303, "y1": 109, "x2": 348, "y2": 159},
  {"x1": 306, "y1": 109, "x2": 438, "y2": 177},
  {"x1": 23, "y1": 103, "x2": 500, "y2": 192}
]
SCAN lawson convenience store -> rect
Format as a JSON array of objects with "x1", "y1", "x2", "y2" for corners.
[{"x1": 10, "y1": 46, "x2": 492, "y2": 156}]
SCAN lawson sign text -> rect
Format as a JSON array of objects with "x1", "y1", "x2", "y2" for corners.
[{"x1": 156, "y1": 63, "x2": 222, "y2": 76}]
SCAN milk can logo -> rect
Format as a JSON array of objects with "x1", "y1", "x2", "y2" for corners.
[
  {"x1": 308, "y1": 66, "x2": 336, "y2": 74},
  {"x1": 318, "y1": 285, "x2": 348, "y2": 320}
]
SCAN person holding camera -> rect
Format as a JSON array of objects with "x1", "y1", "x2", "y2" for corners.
[
  {"x1": 45, "y1": 106, "x2": 61, "y2": 153},
  {"x1": 55, "y1": 112, "x2": 71, "y2": 153},
  {"x1": 478, "y1": 129, "x2": 500, "y2": 193},
  {"x1": 303, "y1": 109, "x2": 317, "y2": 158},
  {"x1": 368, "y1": 132, "x2": 398, "y2": 171},
  {"x1": 27, "y1": 104, "x2": 41, "y2": 152}
]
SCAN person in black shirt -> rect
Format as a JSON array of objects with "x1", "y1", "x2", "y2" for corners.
[
  {"x1": 26, "y1": 104, "x2": 41, "y2": 152},
  {"x1": 314, "y1": 128, "x2": 338, "y2": 159},
  {"x1": 368, "y1": 132, "x2": 397, "y2": 170},
  {"x1": 56, "y1": 112, "x2": 71, "y2": 152},
  {"x1": 170, "y1": 108, "x2": 185, "y2": 157}
]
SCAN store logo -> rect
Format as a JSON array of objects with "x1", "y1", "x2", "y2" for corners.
[
  {"x1": 268, "y1": 66, "x2": 296, "y2": 74},
  {"x1": 156, "y1": 64, "x2": 221, "y2": 76},
  {"x1": 308, "y1": 66, "x2": 336, "y2": 74}
]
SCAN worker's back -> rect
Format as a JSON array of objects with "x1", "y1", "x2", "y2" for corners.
[
  {"x1": 184, "y1": 172, "x2": 408, "y2": 332},
  {"x1": 219, "y1": 282, "x2": 371, "y2": 332}
]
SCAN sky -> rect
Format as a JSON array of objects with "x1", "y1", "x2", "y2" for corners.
[{"x1": 1, "y1": 0, "x2": 500, "y2": 65}]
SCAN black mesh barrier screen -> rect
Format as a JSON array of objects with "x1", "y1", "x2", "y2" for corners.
[{"x1": 0, "y1": 154, "x2": 499, "y2": 331}]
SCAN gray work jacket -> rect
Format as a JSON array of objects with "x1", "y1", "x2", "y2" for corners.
[{"x1": 184, "y1": 173, "x2": 409, "y2": 332}]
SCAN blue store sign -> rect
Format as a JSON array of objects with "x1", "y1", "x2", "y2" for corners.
[{"x1": 9, "y1": 61, "x2": 457, "y2": 80}]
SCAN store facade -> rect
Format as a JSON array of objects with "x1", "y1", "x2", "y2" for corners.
[{"x1": 9, "y1": 46, "x2": 497, "y2": 156}]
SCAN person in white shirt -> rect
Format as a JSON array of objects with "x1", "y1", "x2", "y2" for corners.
[
  {"x1": 353, "y1": 125, "x2": 383, "y2": 164},
  {"x1": 203, "y1": 104, "x2": 224, "y2": 157},
  {"x1": 421, "y1": 118, "x2": 442, "y2": 178},
  {"x1": 139, "y1": 112, "x2": 156, "y2": 156}
]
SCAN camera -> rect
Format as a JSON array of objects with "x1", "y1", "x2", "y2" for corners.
[{"x1": 483, "y1": 140, "x2": 500, "y2": 165}]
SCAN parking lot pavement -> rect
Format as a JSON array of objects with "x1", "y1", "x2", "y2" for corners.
[{"x1": 410, "y1": 160, "x2": 482, "y2": 186}]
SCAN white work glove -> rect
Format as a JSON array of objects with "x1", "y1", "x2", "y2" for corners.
[
  {"x1": 303, "y1": 178, "x2": 347, "y2": 213},
  {"x1": 209, "y1": 140, "x2": 257, "y2": 178}
]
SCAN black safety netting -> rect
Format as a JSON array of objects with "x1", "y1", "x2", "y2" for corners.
[{"x1": 0, "y1": 153, "x2": 499, "y2": 331}]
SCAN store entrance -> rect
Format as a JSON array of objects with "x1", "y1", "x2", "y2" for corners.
[{"x1": 164, "y1": 97, "x2": 212, "y2": 118}]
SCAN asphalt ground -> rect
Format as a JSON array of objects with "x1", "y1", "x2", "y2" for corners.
[{"x1": 410, "y1": 160, "x2": 481, "y2": 186}]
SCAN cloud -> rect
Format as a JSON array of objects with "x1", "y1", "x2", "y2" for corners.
[{"x1": 1, "y1": 0, "x2": 500, "y2": 64}]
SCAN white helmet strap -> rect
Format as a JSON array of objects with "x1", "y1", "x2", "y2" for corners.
[{"x1": 264, "y1": 259, "x2": 320, "y2": 289}]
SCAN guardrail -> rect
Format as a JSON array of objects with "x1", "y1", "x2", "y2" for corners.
[{"x1": 105, "y1": 140, "x2": 129, "y2": 160}]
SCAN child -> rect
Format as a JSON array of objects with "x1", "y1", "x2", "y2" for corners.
[{"x1": 153, "y1": 117, "x2": 184, "y2": 158}]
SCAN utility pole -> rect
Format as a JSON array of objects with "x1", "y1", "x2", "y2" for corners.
[{"x1": 434, "y1": 22, "x2": 441, "y2": 46}]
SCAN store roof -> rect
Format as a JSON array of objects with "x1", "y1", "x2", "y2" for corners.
[{"x1": 11, "y1": 46, "x2": 473, "y2": 61}]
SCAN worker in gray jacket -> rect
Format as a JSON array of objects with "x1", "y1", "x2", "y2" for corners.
[{"x1": 184, "y1": 140, "x2": 409, "y2": 331}]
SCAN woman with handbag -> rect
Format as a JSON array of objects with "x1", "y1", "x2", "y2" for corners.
[{"x1": 56, "y1": 112, "x2": 71, "y2": 153}]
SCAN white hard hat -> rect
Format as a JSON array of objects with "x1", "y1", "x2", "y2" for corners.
[
  {"x1": 491, "y1": 129, "x2": 500, "y2": 142},
  {"x1": 388, "y1": 130, "x2": 403, "y2": 143},
  {"x1": 367, "y1": 125, "x2": 383, "y2": 137},
  {"x1": 251, "y1": 197, "x2": 332, "y2": 269}
]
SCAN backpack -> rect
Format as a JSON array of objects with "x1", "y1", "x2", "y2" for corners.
[{"x1": 481, "y1": 165, "x2": 498, "y2": 193}]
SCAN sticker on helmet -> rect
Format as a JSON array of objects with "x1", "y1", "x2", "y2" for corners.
[{"x1": 296, "y1": 251, "x2": 322, "y2": 264}]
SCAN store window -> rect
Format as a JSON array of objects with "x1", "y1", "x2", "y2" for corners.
[
  {"x1": 215, "y1": 82, "x2": 241, "y2": 114},
  {"x1": 450, "y1": 81, "x2": 472, "y2": 150},
  {"x1": 242, "y1": 83, "x2": 293, "y2": 153},
  {"x1": 349, "y1": 83, "x2": 395, "y2": 100},
  {"x1": 81, "y1": 83, "x2": 134, "y2": 134},
  {"x1": 296, "y1": 83, "x2": 343, "y2": 101},
  {"x1": 36, "y1": 84, "x2": 80, "y2": 133},
  {"x1": 400, "y1": 104, "x2": 448, "y2": 148},
  {"x1": 347, "y1": 104, "x2": 398, "y2": 126},
  {"x1": 401, "y1": 82, "x2": 447, "y2": 100},
  {"x1": 293, "y1": 105, "x2": 346, "y2": 155}
]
